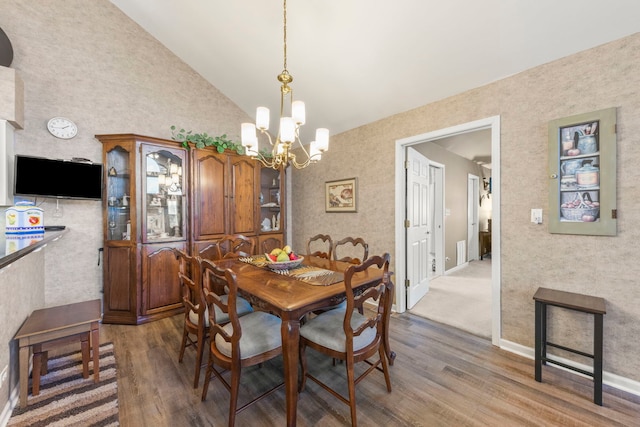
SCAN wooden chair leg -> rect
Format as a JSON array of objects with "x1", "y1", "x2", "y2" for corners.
[
  {"x1": 201, "y1": 353, "x2": 214, "y2": 401},
  {"x1": 379, "y1": 346, "x2": 392, "y2": 392},
  {"x1": 193, "y1": 328, "x2": 205, "y2": 389},
  {"x1": 228, "y1": 366, "x2": 241, "y2": 427},
  {"x1": 345, "y1": 359, "x2": 358, "y2": 427},
  {"x1": 178, "y1": 326, "x2": 189, "y2": 363},
  {"x1": 298, "y1": 344, "x2": 308, "y2": 392}
]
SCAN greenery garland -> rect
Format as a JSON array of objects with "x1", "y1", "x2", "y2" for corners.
[{"x1": 170, "y1": 125, "x2": 244, "y2": 154}]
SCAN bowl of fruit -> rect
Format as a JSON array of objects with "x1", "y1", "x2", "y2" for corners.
[{"x1": 265, "y1": 246, "x2": 304, "y2": 270}]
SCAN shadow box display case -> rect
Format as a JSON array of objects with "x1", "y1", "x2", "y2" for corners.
[{"x1": 548, "y1": 107, "x2": 617, "y2": 236}]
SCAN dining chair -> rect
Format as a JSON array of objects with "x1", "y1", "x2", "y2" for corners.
[
  {"x1": 333, "y1": 237, "x2": 369, "y2": 264},
  {"x1": 174, "y1": 248, "x2": 254, "y2": 389},
  {"x1": 215, "y1": 234, "x2": 255, "y2": 259},
  {"x1": 173, "y1": 248, "x2": 208, "y2": 389},
  {"x1": 298, "y1": 253, "x2": 393, "y2": 427},
  {"x1": 306, "y1": 234, "x2": 333, "y2": 259},
  {"x1": 199, "y1": 257, "x2": 284, "y2": 426},
  {"x1": 194, "y1": 242, "x2": 218, "y2": 260},
  {"x1": 261, "y1": 236, "x2": 281, "y2": 254}
]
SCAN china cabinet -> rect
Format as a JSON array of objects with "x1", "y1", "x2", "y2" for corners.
[
  {"x1": 258, "y1": 166, "x2": 285, "y2": 250},
  {"x1": 190, "y1": 148, "x2": 260, "y2": 257},
  {"x1": 98, "y1": 134, "x2": 187, "y2": 324},
  {"x1": 98, "y1": 133, "x2": 287, "y2": 324}
]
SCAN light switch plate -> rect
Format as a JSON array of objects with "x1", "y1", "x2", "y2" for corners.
[{"x1": 531, "y1": 209, "x2": 543, "y2": 224}]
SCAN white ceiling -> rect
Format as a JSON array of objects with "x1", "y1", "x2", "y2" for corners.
[{"x1": 110, "y1": 0, "x2": 640, "y2": 163}]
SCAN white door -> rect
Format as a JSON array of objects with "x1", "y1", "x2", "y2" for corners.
[
  {"x1": 429, "y1": 164, "x2": 445, "y2": 278},
  {"x1": 467, "y1": 174, "x2": 479, "y2": 262},
  {"x1": 406, "y1": 147, "x2": 430, "y2": 309}
]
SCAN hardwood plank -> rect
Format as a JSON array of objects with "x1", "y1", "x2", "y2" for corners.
[{"x1": 96, "y1": 312, "x2": 640, "y2": 426}]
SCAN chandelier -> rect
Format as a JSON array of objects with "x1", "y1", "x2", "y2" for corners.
[{"x1": 241, "y1": 0, "x2": 329, "y2": 169}]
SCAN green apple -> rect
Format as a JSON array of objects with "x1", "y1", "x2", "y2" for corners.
[{"x1": 276, "y1": 252, "x2": 290, "y2": 262}]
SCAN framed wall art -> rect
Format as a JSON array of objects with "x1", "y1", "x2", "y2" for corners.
[
  {"x1": 325, "y1": 177, "x2": 357, "y2": 212},
  {"x1": 548, "y1": 107, "x2": 617, "y2": 235}
]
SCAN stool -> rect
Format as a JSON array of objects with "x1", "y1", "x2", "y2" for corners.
[
  {"x1": 14, "y1": 299, "x2": 101, "y2": 408},
  {"x1": 533, "y1": 287, "x2": 606, "y2": 405}
]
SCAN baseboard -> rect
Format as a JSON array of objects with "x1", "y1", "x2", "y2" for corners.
[
  {"x1": 444, "y1": 262, "x2": 469, "y2": 275},
  {"x1": 0, "y1": 384, "x2": 18, "y2": 427},
  {"x1": 499, "y1": 339, "x2": 640, "y2": 397}
]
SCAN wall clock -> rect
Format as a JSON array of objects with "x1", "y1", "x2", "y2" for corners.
[{"x1": 47, "y1": 117, "x2": 78, "y2": 139}]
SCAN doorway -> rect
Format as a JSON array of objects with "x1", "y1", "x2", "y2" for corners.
[{"x1": 394, "y1": 116, "x2": 501, "y2": 346}]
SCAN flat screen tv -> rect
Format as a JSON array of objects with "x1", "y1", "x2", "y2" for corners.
[{"x1": 14, "y1": 155, "x2": 103, "y2": 200}]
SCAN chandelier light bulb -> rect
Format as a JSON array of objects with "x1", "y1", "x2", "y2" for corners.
[
  {"x1": 241, "y1": 123, "x2": 258, "y2": 148},
  {"x1": 292, "y1": 101, "x2": 306, "y2": 125},
  {"x1": 309, "y1": 141, "x2": 321, "y2": 161},
  {"x1": 256, "y1": 107, "x2": 270, "y2": 130},
  {"x1": 280, "y1": 117, "x2": 295, "y2": 143},
  {"x1": 315, "y1": 128, "x2": 329, "y2": 152}
]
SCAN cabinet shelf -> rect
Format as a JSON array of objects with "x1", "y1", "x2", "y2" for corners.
[
  {"x1": 560, "y1": 186, "x2": 600, "y2": 192},
  {"x1": 560, "y1": 152, "x2": 600, "y2": 161}
]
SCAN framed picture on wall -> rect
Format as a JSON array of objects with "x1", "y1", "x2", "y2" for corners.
[
  {"x1": 325, "y1": 178, "x2": 357, "y2": 212},
  {"x1": 548, "y1": 107, "x2": 617, "y2": 236}
]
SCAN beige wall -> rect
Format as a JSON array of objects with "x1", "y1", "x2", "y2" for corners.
[{"x1": 292, "y1": 33, "x2": 640, "y2": 383}]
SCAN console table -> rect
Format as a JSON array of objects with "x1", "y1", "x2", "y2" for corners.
[
  {"x1": 533, "y1": 287, "x2": 606, "y2": 405},
  {"x1": 479, "y1": 231, "x2": 491, "y2": 260}
]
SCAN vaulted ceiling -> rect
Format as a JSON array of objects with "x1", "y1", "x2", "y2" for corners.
[{"x1": 111, "y1": 0, "x2": 640, "y2": 162}]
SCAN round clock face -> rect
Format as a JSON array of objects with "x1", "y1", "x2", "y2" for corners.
[{"x1": 47, "y1": 117, "x2": 78, "y2": 139}]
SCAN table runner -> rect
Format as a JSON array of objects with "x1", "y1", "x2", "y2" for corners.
[{"x1": 239, "y1": 255, "x2": 344, "y2": 286}]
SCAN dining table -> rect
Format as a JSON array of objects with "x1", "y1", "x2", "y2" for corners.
[{"x1": 213, "y1": 254, "x2": 395, "y2": 427}]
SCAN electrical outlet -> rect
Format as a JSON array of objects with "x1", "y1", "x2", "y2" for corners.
[
  {"x1": 0, "y1": 365, "x2": 7, "y2": 387},
  {"x1": 531, "y1": 208, "x2": 543, "y2": 224}
]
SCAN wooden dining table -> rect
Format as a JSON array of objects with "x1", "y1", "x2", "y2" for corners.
[{"x1": 213, "y1": 255, "x2": 395, "y2": 427}]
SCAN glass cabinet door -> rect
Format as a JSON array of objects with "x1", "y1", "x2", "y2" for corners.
[
  {"x1": 106, "y1": 146, "x2": 131, "y2": 241},
  {"x1": 548, "y1": 107, "x2": 617, "y2": 236},
  {"x1": 259, "y1": 167, "x2": 283, "y2": 233},
  {"x1": 141, "y1": 144, "x2": 186, "y2": 243}
]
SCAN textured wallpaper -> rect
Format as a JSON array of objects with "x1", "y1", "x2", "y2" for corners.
[{"x1": 291, "y1": 33, "x2": 640, "y2": 382}]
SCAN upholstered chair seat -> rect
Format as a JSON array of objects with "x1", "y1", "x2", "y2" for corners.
[
  {"x1": 300, "y1": 307, "x2": 375, "y2": 353},
  {"x1": 214, "y1": 311, "x2": 282, "y2": 358}
]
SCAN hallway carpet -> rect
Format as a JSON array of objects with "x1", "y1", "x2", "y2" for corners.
[{"x1": 410, "y1": 259, "x2": 492, "y2": 339}]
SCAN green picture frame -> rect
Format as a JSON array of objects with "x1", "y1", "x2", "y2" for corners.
[{"x1": 548, "y1": 107, "x2": 617, "y2": 235}]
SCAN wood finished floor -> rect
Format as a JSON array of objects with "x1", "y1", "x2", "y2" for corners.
[{"x1": 99, "y1": 313, "x2": 640, "y2": 426}]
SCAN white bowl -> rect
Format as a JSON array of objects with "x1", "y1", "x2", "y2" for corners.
[{"x1": 266, "y1": 255, "x2": 304, "y2": 270}]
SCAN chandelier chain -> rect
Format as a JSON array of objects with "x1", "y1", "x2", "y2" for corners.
[{"x1": 282, "y1": 0, "x2": 287, "y2": 71}]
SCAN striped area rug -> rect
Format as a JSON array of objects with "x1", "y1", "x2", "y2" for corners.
[{"x1": 8, "y1": 342, "x2": 118, "y2": 427}]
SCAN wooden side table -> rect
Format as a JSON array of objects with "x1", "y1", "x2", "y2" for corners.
[
  {"x1": 14, "y1": 299, "x2": 102, "y2": 408},
  {"x1": 533, "y1": 287, "x2": 606, "y2": 405}
]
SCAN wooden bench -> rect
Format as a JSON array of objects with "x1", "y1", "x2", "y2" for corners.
[{"x1": 14, "y1": 299, "x2": 102, "y2": 407}]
